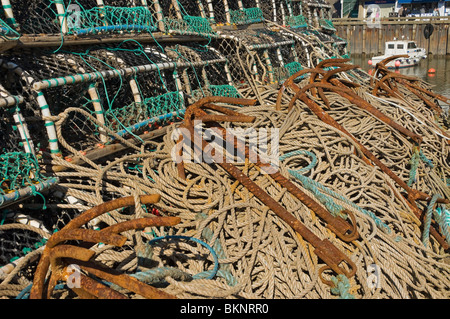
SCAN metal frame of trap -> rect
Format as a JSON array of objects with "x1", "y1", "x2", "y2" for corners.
[{"x1": 0, "y1": 43, "x2": 233, "y2": 159}]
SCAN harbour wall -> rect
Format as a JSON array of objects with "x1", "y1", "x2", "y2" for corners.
[{"x1": 333, "y1": 16, "x2": 450, "y2": 56}]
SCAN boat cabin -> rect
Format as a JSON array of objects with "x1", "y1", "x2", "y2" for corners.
[{"x1": 385, "y1": 40, "x2": 419, "y2": 56}]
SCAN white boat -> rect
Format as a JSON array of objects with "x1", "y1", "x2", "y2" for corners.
[{"x1": 370, "y1": 40, "x2": 427, "y2": 68}]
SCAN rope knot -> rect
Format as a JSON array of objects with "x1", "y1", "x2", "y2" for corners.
[{"x1": 330, "y1": 274, "x2": 355, "y2": 299}]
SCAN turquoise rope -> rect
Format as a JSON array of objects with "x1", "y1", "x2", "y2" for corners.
[
  {"x1": 131, "y1": 266, "x2": 192, "y2": 284},
  {"x1": 200, "y1": 223, "x2": 238, "y2": 286},
  {"x1": 407, "y1": 147, "x2": 434, "y2": 187},
  {"x1": 422, "y1": 194, "x2": 450, "y2": 248},
  {"x1": 434, "y1": 206, "x2": 450, "y2": 244},
  {"x1": 330, "y1": 274, "x2": 355, "y2": 299},
  {"x1": 148, "y1": 235, "x2": 219, "y2": 280},
  {"x1": 280, "y1": 150, "x2": 392, "y2": 233}
]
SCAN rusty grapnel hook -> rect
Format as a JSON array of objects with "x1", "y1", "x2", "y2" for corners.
[
  {"x1": 175, "y1": 96, "x2": 358, "y2": 283},
  {"x1": 372, "y1": 55, "x2": 449, "y2": 116},
  {"x1": 278, "y1": 58, "x2": 450, "y2": 250},
  {"x1": 29, "y1": 194, "x2": 181, "y2": 299}
]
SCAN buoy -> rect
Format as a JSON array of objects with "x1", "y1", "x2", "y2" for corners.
[
  {"x1": 368, "y1": 69, "x2": 373, "y2": 75},
  {"x1": 428, "y1": 68, "x2": 436, "y2": 74},
  {"x1": 368, "y1": 60, "x2": 373, "y2": 65},
  {"x1": 395, "y1": 60, "x2": 401, "y2": 68}
]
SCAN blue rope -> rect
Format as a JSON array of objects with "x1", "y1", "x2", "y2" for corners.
[{"x1": 16, "y1": 283, "x2": 66, "y2": 299}]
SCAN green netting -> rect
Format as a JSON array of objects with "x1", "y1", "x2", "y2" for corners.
[
  {"x1": 183, "y1": 15, "x2": 214, "y2": 34},
  {"x1": 208, "y1": 85, "x2": 241, "y2": 98},
  {"x1": 0, "y1": 18, "x2": 20, "y2": 40},
  {"x1": 67, "y1": 6, "x2": 156, "y2": 35},
  {"x1": 103, "y1": 91, "x2": 184, "y2": 133},
  {"x1": 230, "y1": 7, "x2": 264, "y2": 25},
  {"x1": 342, "y1": 0, "x2": 358, "y2": 17},
  {"x1": 143, "y1": 91, "x2": 184, "y2": 118},
  {"x1": 163, "y1": 15, "x2": 215, "y2": 36},
  {"x1": 284, "y1": 61, "x2": 304, "y2": 77},
  {"x1": 285, "y1": 15, "x2": 308, "y2": 28},
  {"x1": 319, "y1": 18, "x2": 336, "y2": 32},
  {"x1": 0, "y1": 152, "x2": 45, "y2": 195}
]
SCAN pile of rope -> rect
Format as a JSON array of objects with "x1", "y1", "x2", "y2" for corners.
[
  {"x1": 0, "y1": 0, "x2": 449, "y2": 301},
  {"x1": 1, "y1": 70, "x2": 449, "y2": 299}
]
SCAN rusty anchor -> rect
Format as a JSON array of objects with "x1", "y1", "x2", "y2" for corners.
[
  {"x1": 29, "y1": 194, "x2": 181, "y2": 299},
  {"x1": 175, "y1": 96, "x2": 358, "y2": 283},
  {"x1": 277, "y1": 59, "x2": 450, "y2": 250},
  {"x1": 372, "y1": 55, "x2": 448, "y2": 116}
]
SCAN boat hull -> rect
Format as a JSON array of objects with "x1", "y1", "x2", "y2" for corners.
[{"x1": 371, "y1": 55, "x2": 426, "y2": 69}]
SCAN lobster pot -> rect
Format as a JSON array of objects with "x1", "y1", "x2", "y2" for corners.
[
  {"x1": 0, "y1": 43, "x2": 185, "y2": 158},
  {"x1": 163, "y1": 43, "x2": 236, "y2": 103},
  {"x1": 0, "y1": 14, "x2": 20, "y2": 42},
  {"x1": 3, "y1": 0, "x2": 157, "y2": 37},
  {"x1": 258, "y1": 0, "x2": 286, "y2": 25},
  {"x1": 302, "y1": 0, "x2": 334, "y2": 32},
  {"x1": 0, "y1": 53, "x2": 53, "y2": 155},
  {"x1": 0, "y1": 85, "x2": 58, "y2": 211},
  {"x1": 197, "y1": 0, "x2": 226, "y2": 25},
  {"x1": 259, "y1": 0, "x2": 309, "y2": 28},
  {"x1": 293, "y1": 28, "x2": 348, "y2": 62},
  {"x1": 156, "y1": 0, "x2": 215, "y2": 37},
  {"x1": 213, "y1": 28, "x2": 297, "y2": 86},
  {"x1": 0, "y1": 227, "x2": 44, "y2": 268},
  {"x1": 204, "y1": 0, "x2": 242, "y2": 25},
  {"x1": 5, "y1": 0, "x2": 63, "y2": 35},
  {"x1": 227, "y1": 0, "x2": 264, "y2": 25},
  {"x1": 84, "y1": 42, "x2": 183, "y2": 137},
  {"x1": 327, "y1": 34, "x2": 348, "y2": 57},
  {"x1": 1, "y1": 48, "x2": 101, "y2": 155},
  {"x1": 64, "y1": 0, "x2": 157, "y2": 36},
  {"x1": 272, "y1": 42, "x2": 305, "y2": 83},
  {"x1": 0, "y1": 1, "x2": 16, "y2": 29},
  {"x1": 0, "y1": 85, "x2": 31, "y2": 154}
]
